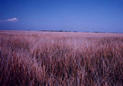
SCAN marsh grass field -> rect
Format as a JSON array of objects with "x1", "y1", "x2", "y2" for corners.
[{"x1": 0, "y1": 31, "x2": 123, "y2": 86}]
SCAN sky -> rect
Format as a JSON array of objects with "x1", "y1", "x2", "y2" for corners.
[{"x1": 0, "y1": 0, "x2": 123, "y2": 32}]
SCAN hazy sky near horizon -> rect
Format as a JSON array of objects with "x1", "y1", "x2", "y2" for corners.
[{"x1": 0, "y1": 0, "x2": 123, "y2": 32}]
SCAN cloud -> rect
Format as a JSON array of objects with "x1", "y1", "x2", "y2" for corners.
[
  {"x1": 0, "y1": 17, "x2": 18, "y2": 23},
  {"x1": 7, "y1": 18, "x2": 18, "y2": 22}
]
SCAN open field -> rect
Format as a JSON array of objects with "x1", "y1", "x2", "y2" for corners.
[{"x1": 0, "y1": 31, "x2": 123, "y2": 86}]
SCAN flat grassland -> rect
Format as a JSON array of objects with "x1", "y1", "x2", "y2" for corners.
[{"x1": 0, "y1": 31, "x2": 123, "y2": 86}]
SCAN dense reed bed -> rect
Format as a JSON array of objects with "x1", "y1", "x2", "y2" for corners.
[{"x1": 0, "y1": 31, "x2": 123, "y2": 86}]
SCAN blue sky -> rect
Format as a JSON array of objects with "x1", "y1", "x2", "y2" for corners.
[{"x1": 0, "y1": 0, "x2": 123, "y2": 32}]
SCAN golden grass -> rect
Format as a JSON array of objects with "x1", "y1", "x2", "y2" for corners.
[{"x1": 0, "y1": 31, "x2": 123, "y2": 86}]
